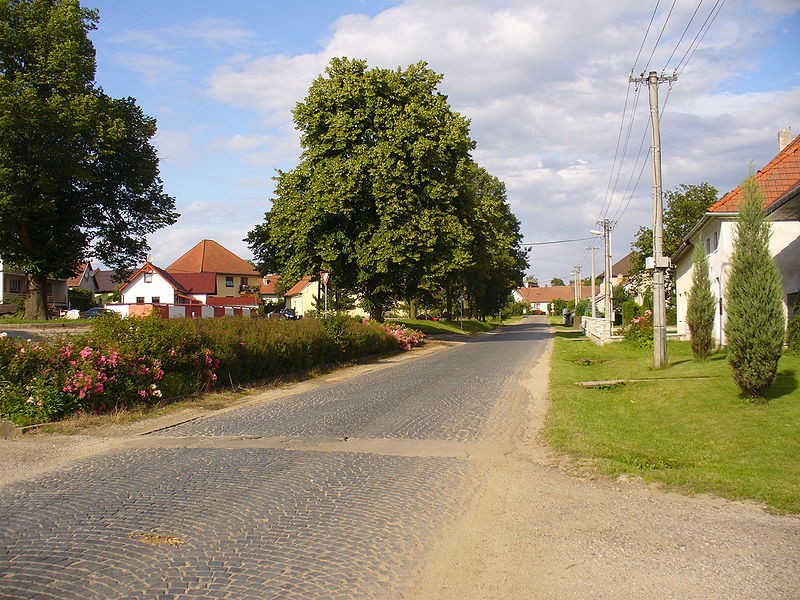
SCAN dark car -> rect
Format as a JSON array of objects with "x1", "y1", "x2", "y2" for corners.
[
  {"x1": 415, "y1": 313, "x2": 435, "y2": 320},
  {"x1": 84, "y1": 307, "x2": 116, "y2": 319},
  {"x1": 280, "y1": 308, "x2": 299, "y2": 320}
]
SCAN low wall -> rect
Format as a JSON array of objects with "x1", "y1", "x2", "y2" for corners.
[
  {"x1": 107, "y1": 303, "x2": 257, "y2": 319},
  {"x1": 582, "y1": 316, "x2": 619, "y2": 345}
]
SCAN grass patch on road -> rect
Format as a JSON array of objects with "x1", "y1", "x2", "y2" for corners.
[{"x1": 546, "y1": 327, "x2": 800, "y2": 513}]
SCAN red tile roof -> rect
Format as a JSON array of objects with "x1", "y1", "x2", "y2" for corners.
[
  {"x1": 167, "y1": 239, "x2": 259, "y2": 277},
  {"x1": 259, "y1": 275, "x2": 281, "y2": 295},
  {"x1": 709, "y1": 133, "x2": 800, "y2": 213},
  {"x1": 285, "y1": 276, "x2": 315, "y2": 297},
  {"x1": 169, "y1": 272, "x2": 217, "y2": 295},
  {"x1": 516, "y1": 285, "x2": 598, "y2": 303}
]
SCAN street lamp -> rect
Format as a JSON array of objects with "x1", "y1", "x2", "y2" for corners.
[{"x1": 591, "y1": 221, "x2": 614, "y2": 336}]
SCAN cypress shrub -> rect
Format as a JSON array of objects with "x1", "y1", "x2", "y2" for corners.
[
  {"x1": 686, "y1": 245, "x2": 716, "y2": 360},
  {"x1": 724, "y1": 177, "x2": 785, "y2": 400}
]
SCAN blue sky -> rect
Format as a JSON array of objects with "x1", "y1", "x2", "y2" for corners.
[{"x1": 85, "y1": 0, "x2": 800, "y2": 284}]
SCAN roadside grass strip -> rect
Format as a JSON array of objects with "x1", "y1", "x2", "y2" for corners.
[{"x1": 546, "y1": 328, "x2": 800, "y2": 513}]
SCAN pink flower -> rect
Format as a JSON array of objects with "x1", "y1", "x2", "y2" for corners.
[{"x1": 79, "y1": 347, "x2": 92, "y2": 359}]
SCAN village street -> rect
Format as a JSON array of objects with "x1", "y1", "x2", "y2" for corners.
[{"x1": 0, "y1": 317, "x2": 798, "y2": 599}]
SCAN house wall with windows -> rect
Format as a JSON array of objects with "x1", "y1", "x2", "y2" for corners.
[
  {"x1": 215, "y1": 273, "x2": 257, "y2": 297},
  {"x1": 120, "y1": 270, "x2": 177, "y2": 305},
  {"x1": 0, "y1": 260, "x2": 68, "y2": 310},
  {"x1": 675, "y1": 218, "x2": 800, "y2": 345}
]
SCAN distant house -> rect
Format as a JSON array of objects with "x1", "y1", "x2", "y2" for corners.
[
  {"x1": 259, "y1": 275, "x2": 282, "y2": 304},
  {"x1": 284, "y1": 276, "x2": 319, "y2": 316},
  {"x1": 167, "y1": 239, "x2": 260, "y2": 299},
  {"x1": 596, "y1": 252, "x2": 634, "y2": 290},
  {"x1": 514, "y1": 284, "x2": 598, "y2": 314},
  {"x1": 0, "y1": 260, "x2": 68, "y2": 314},
  {"x1": 119, "y1": 263, "x2": 216, "y2": 305},
  {"x1": 673, "y1": 132, "x2": 800, "y2": 344},
  {"x1": 93, "y1": 269, "x2": 121, "y2": 305},
  {"x1": 67, "y1": 262, "x2": 99, "y2": 294}
]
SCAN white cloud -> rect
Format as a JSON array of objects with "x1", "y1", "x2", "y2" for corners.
[{"x1": 162, "y1": 1, "x2": 800, "y2": 281}]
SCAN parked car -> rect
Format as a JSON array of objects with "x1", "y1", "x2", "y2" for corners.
[
  {"x1": 415, "y1": 313, "x2": 433, "y2": 320},
  {"x1": 84, "y1": 307, "x2": 116, "y2": 319}
]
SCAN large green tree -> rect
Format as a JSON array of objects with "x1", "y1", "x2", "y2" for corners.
[
  {"x1": 629, "y1": 182, "x2": 718, "y2": 298},
  {"x1": 0, "y1": 0, "x2": 177, "y2": 319},
  {"x1": 248, "y1": 58, "x2": 479, "y2": 320},
  {"x1": 724, "y1": 177, "x2": 785, "y2": 400}
]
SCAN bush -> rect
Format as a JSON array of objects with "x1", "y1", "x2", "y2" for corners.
[
  {"x1": 0, "y1": 314, "x2": 409, "y2": 426},
  {"x1": 620, "y1": 310, "x2": 653, "y2": 349},
  {"x1": 621, "y1": 299, "x2": 641, "y2": 324},
  {"x1": 788, "y1": 305, "x2": 800, "y2": 353}
]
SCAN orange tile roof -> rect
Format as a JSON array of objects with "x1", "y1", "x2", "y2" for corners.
[
  {"x1": 205, "y1": 296, "x2": 260, "y2": 307},
  {"x1": 259, "y1": 275, "x2": 281, "y2": 295},
  {"x1": 710, "y1": 134, "x2": 800, "y2": 213},
  {"x1": 285, "y1": 275, "x2": 315, "y2": 297},
  {"x1": 517, "y1": 285, "x2": 598, "y2": 303},
  {"x1": 167, "y1": 239, "x2": 259, "y2": 277}
]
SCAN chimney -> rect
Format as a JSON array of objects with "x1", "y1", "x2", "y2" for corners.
[{"x1": 779, "y1": 127, "x2": 792, "y2": 151}]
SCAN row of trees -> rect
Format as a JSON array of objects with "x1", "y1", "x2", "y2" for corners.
[{"x1": 247, "y1": 58, "x2": 527, "y2": 321}]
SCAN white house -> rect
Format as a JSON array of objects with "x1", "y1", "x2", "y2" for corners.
[
  {"x1": 673, "y1": 132, "x2": 800, "y2": 344},
  {"x1": 119, "y1": 263, "x2": 216, "y2": 305}
]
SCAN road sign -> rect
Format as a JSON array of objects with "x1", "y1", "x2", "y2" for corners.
[{"x1": 319, "y1": 271, "x2": 330, "y2": 285}]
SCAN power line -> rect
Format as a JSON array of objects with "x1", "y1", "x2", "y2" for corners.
[
  {"x1": 642, "y1": 0, "x2": 678, "y2": 74},
  {"x1": 522, "y1": 236, "x2": 597, "y2": 246},
  {"x1": 662, "y1": 0, "x2": 705, "y2": 72},
  {"x1": 675, "y1": 0, "x2": 727, "y2": 75}
]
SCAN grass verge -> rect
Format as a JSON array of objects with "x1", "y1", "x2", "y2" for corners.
[
  {"x1": 546, "y1": 325, "x2": 800, "y2": 513},
  {"x1": 392, "y1": 318, "x2": 503, "y2": 335}
]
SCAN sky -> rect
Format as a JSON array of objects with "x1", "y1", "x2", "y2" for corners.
[{"x1": 85, "y1": 0, "x2": 800, "y2": 284}]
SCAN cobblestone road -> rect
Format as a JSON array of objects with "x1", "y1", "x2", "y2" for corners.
[{"x1": 0, "y1": 319, "x2": 549, "y2": 599}]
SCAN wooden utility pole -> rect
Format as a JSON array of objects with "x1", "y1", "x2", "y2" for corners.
[{"x1": 631, "y1": 70, "x2": 676, "y2": 369}]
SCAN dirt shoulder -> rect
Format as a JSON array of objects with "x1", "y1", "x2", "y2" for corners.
[{"x1": 414, "y1": 333, "x2": 800, "y2": 599}]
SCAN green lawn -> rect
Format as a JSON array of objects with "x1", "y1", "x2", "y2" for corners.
[
  {"x1": 546, "y1": 326, "x2": 800, "y2": 513},
  {"x1": 392, "y1": 317, "x2": 504, "y2": 335}
]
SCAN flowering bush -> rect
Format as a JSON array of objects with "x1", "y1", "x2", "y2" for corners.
[
  {"x1": 621, "y1": 309, "x2": 653, "y2": 349},
  {"x1": 379, "y1": 322, "x2": 426, "y2": 351},
  {"x1": 0, "y1": 313, "x2": 406, "y2": 426}
]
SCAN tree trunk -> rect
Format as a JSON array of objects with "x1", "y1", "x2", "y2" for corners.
[
  {"x1": 409, "y1": 299, "x2": 416, "y2": 319},
  {"x1": 24, "y1": 273, "x2": 49, "y2": 320}
]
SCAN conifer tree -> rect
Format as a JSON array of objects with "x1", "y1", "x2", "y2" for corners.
[
  {"x1": 724, "y1": 177, "x2": 785, "y2": 400},
  {"x1": 686, "y1": 245, "x2": 716, "y2": 359}
]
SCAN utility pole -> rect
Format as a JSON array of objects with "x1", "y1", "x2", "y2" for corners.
[
  {"x1": 572, "y1": 265, "x2": 581, "y2": 308},
  {"x1": 596, "y1": 219, "x2": 614, "y2": 336},
  {"x1": 631, "y1": 70, "x2": 676, "y2": 368},
  {"x1": 588, "y1": 246, "x2": 597, "y2": 318}
]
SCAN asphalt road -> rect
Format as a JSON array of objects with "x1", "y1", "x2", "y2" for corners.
[{"x1": 0, "y1": 318, "x2": 550, "y2": 599}]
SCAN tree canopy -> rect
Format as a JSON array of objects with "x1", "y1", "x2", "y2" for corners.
[
  {"x1": 0, "y1": 0, "x2": 177, "y2": 318},
  {"x1": 628, "y1": 182, "x2": 717, "y2": 298},
  {"x1": 248, "y1": 57, "x2": 525, "y2": 320}
]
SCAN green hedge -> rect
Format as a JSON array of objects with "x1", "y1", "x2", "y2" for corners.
[{"x1": 0, "y1": 314, "x2": 400, "y2": 426}]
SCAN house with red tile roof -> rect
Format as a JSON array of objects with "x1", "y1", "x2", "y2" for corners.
[
  {"x1": 118, "y1": 262, "x2": 216, "y2": 305},
  {"x1": 284, "y1": 275, "x2": 319, "y2": 316},
  {"x1": 513, "y1": 284, "x2": 599, "y2": 314},
  {"x1": 673, "y1": 131, "x2": 800, "y2": 344},
  {"x1": 167, "y1": 239, "x2": 260, "y2": 298}
]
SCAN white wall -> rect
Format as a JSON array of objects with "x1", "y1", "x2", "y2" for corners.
[
  {"x1": 121, "y1": 272, "x2": 175, "y2": 304},
  {"x1": 676, "y1": 217, "x2": 800, "y2": 345}
]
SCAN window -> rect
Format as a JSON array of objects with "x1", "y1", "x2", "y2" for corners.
[
  {"x1": 136, "y1": 297, "x2": 145, "y2": 304},
  {"x1": 225, "y1": 276, "x2": 234, "y2": 287},
  {"x1": 240, "y1": 277, "x2": 248, "y2": 287},
  {"x1": 151, "y1": 297, "x2": 160, "y2": 304},
  {"x1": 712, "y1": 231, "x2": 718, "y2": 252},
  {"x1": 9, "y1": 278, "x2": 21, "y2": 292},
  {"x1": 144, "y1": 272, "x2": 153, "y2": 283},
  {"x1": 705, "y1": 237, "x2": 711, "y2": 254}
]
